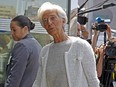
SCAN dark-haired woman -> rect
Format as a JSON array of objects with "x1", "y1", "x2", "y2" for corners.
[{"x1": 5, "y1": 15, "x2": 42, "y2": 87}]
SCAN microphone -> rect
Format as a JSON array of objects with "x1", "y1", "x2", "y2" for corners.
[{"x1": 103, "y1": 3, "x2": 116, "y2": 9}]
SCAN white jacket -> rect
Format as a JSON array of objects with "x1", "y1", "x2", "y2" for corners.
[{"x1": 33, "y1": 37, "x2": 100, "y2": 87}]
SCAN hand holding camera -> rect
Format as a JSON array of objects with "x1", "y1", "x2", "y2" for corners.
[{"x1": 92, "y1": 22, "x2": 107, "y2": 32}]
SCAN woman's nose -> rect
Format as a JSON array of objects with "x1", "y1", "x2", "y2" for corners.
[{"x1": 48, "y1": 18, "x2": 52, "y2": 25}]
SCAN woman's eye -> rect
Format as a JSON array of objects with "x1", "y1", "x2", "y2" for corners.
[
  {"x1": 12, "y1": 29, "x2": 16, "y2": 32},
  {"x1": 51, "y1": 16, "x2": 55, "y2": 20},
  {"x1": 43, "y1": 19, "x2": 48, "y2": 24},
  {"x1": 50, "y1": 16, "x2": 57, "y2": 21}
]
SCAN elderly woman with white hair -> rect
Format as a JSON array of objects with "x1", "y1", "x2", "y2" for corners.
[{"x1": 34, "y1": 2, "x2": 100, "y2": 87}]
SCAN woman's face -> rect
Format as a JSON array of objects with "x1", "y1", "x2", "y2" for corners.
[
  {"x1": 10, "y1": 21, "x2": 26, "y2": 41},
  {"x1": 42, "y1": 10, "x2": 65, "y2": 36}
]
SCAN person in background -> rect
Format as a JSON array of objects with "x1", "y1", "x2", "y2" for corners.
[
  {"x1": 95, "y1": 44, "x2": 106, "y2": 78},
  {"x1": 69, "y1": 16, "x2": 81, "y2": 37},
  {"x1": 95, "y1": 37, "x2": 116, "y2": 87},
  {"x1": 69, "y1": 16, "x2": 89, "y2": 40},
  {"x1": 80, "y1": 24, "x2": 89, "y2": 40},
  {"x1": 35, "y1": 2, "x2": 99, "y2": 87},
  {"x1": 5, "y1": 15, "x2": 42, "y2": 87},
  {"x1": 92, "y1": 17, "x2": 112, "y2": 52},
  {"x1": 96, "y1": 37, "x2": 116, "y2": 76},
  {"x1": 69, "y1": 8, "x2": 89, "y2": 40}
]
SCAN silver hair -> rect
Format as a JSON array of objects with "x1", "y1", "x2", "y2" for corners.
[{"x1": 37, "y1": 2, "x2": 68, "y2": 27}]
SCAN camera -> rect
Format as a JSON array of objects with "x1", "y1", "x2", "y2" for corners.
[
  {"x1": 105, "y1": 41, "x2": 116, "y2": 56},
  {"x1": 92, "y1": 21, "x2": 107, "y2": 32},
  {"x1": 92, "y1": 17, "x2": 111, "y2": 32},
  {"x1": 95, "y1": 23, "x2": 107, "y2": 32},
  {"x1": 78, "y1": 16, "x2": 88, "y2": 25}
]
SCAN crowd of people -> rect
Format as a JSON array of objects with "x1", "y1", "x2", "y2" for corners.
[
  {"x1": 3, "y1": 1, "x2": 116, "y2": 87},
  {"x1": 69, "y1": 6, "x2": 116, "y2": 87}
]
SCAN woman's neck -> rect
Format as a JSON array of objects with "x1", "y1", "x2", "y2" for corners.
[{"x1": 53, "y1": 33, "x2": 69, "y2": 43}]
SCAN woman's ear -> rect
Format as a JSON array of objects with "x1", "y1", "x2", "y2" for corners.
[
  {"x1": 23, "y1": 26, "x2": 29, "y2": 32},
  {"x1": 24, "y1": 26, "x2": 28, "y2": 30}
]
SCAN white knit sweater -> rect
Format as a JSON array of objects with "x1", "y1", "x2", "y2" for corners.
[{"x1": 33, "y1": 36, "x2": 100, "y2": 87}]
